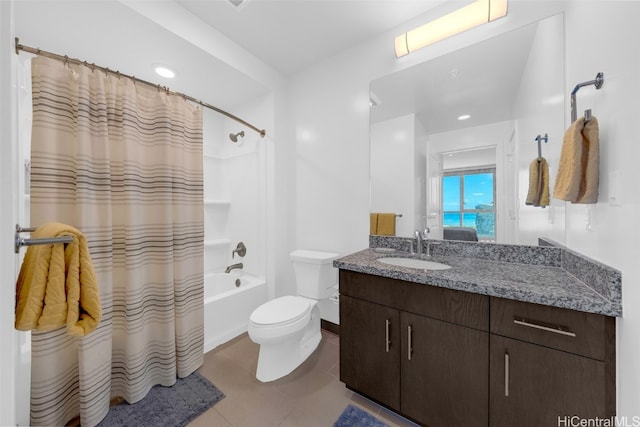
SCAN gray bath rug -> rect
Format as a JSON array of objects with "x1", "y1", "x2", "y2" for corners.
[
  {"x1": 334, "y1": 405, "x2": 390, "y2": 427},
  {"x1": 97, "y1": 372, "x2": 225, "y2": 427}
]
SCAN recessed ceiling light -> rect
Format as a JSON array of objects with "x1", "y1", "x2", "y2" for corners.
[
  {"x1": 458, "y1": 114, "x2": 471, "y2": 121},
  {"x1": 153, "y1": 64, "x2": 177, "y2": 79}
]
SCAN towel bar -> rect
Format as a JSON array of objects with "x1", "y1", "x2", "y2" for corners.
[
  {"x1": 571, "y1": 72, "x2": 604, "y2": 123},
  {"x1": 535, "y1": 133, "x2": 548, "y2": 159},
  {"x1": 15, "y1": 224, "x2": 73, "y2": 253}
]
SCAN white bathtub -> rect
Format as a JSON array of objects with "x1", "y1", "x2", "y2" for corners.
[{"x1": 203, "y1": 271, "x2": 268, "y2": 353}]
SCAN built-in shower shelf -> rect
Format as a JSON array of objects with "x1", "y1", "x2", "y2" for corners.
[
  {"x1": 204, "y1": 199, "x2": 231, "y2": 207},
  {"x1": 204, "y1": 238, "x2": 231, "y2": 248}
]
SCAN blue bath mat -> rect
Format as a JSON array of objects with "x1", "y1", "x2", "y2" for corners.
[
  {"x1": 97, "y1": 371, "x2": 225, "y2": 427},
  {"x1": 334, "y1": 405, "x2": 390, "y2": 427}
]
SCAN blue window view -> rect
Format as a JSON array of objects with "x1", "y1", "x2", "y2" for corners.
[{"x1": 443, "y1": 171, "x2": 495, "y2": 240}]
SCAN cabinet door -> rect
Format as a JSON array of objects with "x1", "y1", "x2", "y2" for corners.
[
  {"x1": 401, "y1": 312, "x2": 488, "y2": 427},
  {"x1": 490, "y1": 335, "x2": 607, "y2": 427},
  {"x1": 340, "y1": 295, "x2": 400, "y2": 410}
]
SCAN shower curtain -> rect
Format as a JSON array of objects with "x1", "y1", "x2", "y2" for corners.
[{"x1": 28, "y1": 56, "x2": 204, "y2": 427}]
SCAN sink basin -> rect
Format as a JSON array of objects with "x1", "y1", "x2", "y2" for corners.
[{"x1": 377, "y1": 257, "x2": 451, "y2": 270}]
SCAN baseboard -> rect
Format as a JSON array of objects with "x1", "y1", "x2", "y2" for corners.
[{"x1": 321, "y1": 319, "x2": 339, "y2": 335}]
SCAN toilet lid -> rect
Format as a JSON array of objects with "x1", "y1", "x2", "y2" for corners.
[{"x1": 250, "y1": 296, "x2": 311, "y2": 326}]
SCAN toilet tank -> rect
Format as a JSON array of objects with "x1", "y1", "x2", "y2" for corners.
[{"x1": 290, "y1": 250, "x2": 339, "y2": 299}]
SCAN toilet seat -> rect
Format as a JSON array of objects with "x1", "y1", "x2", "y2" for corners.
[{"x1": 250, "y1": 296, "x2": 311, "y2": 327}]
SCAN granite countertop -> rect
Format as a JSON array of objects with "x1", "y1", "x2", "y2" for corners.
[{"x1": 334, "y1": 248, "x2": 620, "y2": 317}]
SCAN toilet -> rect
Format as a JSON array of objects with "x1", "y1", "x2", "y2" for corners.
[{"x1": 248, "y1": 249, "x2": 339, "y2": 382}]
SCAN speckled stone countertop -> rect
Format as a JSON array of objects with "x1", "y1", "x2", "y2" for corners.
[{"x1": 334, "y1": 247, "x2": 622, "y2": 317}]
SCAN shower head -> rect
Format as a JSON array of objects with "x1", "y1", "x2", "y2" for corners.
[{"x1": 229, "y1": 131, "x2": 245, "y2": 143}]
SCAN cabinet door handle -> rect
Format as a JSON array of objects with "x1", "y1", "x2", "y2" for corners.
[
  {"x1": 513, "y1": 318, "x2": 577, "y2": 337},
  {"x1": 385, "y1": 319, "x2": 391, "y2": 352},
  {"x1": 407, "y1": 325, "x2": 413, "y2": 361},
  {"x1": 504, "y1": 353, "x2": 510, "y2": 397}
]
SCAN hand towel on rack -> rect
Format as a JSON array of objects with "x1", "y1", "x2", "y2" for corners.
[
  {"x1": 525, "y1": 157, "x2": 550, "y2": 207},
  {"x1": 376, "y1": 213, "x2": 396, "y2": 236},
  {"x1": 15, "y1": 222, "x2": 101, "y2": 336},
  {"x1": 553, "y1": 116, "x2": 599, "y2": 203},
  {"x1": 370, "y1": 213, "x2": 379, "y2": 234},
  {"x1": 574, "y1": 116, "x2": 599, "y2": 203}
]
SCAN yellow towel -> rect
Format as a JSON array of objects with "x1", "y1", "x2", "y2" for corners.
[
  {"x1": 575, "y1": 117, "x2": 599, "y2": 204},
  {"x1": 554, "y1": 116, "x2": 600, "y2": 203},
  {"x1": 370, "y1": 213, "x2": 379, "y2": 234},
  {"x1": 15, "y1": 223, "x2": 101, "y2": 336},
  {"x1": 376, "y1": 213, "x2": 396, "y2": 236},
  {"x1": 525, "y1": 157, "x2": 550, "y2": 207}
]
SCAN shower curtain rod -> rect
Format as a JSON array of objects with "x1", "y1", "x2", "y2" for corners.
[{"x1": 14, "y1": 38, "x2": 267, "y2": 138}]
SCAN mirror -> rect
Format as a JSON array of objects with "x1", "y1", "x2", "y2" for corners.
[{"x1": 370, "y1": 13, "x2": 566, "y2": 245}]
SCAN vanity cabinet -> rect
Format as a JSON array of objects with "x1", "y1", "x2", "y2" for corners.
[
  {"x1": 339, "y1": 295, "x2": 400, "y2": 410},
  {"x1": 489, "y1": 298, "x2": 616, "y2": 426},
  {"x1": 339, "y1": 270, "x2": 489, "y2": 426},
  {"x1": 339, "y1": 269, "x2": 616, "y2": 427}
]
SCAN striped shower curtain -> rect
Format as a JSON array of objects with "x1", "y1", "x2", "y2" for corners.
[{"x1": 28, "y1": 56, "x2": 204, "y2": 426}]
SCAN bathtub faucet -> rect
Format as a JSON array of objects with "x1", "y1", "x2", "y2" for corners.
[{"x1": 225, "y1": 262, "x2": 243, "y2": 273}]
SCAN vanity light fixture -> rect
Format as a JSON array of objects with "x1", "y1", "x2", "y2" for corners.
[
  {"x1": 458, "y1": 114, "x2": 471, "y2": 120},
  {"x1": 394, "y1": 0, "x2": 508, "y2": 58},
  {"x1": 153, "y1": 64, "x2": 177, "y2": 79}
]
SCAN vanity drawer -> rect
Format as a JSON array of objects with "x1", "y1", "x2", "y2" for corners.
[
  {"x1": 339, "y1": 270, "x2": 489, "y2": 331},
  {"x1": 490, "y1": 297, "x2": 614, "y2": 360}
]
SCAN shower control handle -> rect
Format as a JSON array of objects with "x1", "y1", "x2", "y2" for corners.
[{"x1": 232, "y1": 242, "x2": 246, "y2": 258}]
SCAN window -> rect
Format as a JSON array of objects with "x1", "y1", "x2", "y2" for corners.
[{"x1": 442, "y1": 168, "x2": 496, "y2": 241}]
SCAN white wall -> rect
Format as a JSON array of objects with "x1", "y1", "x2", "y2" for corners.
[
  {"x1": 371, "y1": 114, "x2": 417, "y2": 237},
  {"x1": 0, "y1": 2, "x2": 19, "y2": 425},
  {"x1": 561, "y1": 2, "x2": 640, "y2": 418},
  {"x1": 512, "y1": 13, "x2": 565, "y2": 246},
  {"x1": 414, "y1": 118, "x2": 427, "y2": 234},
  {"x1": 290, "y1": 0, "x2": 639, "y2": 416}
]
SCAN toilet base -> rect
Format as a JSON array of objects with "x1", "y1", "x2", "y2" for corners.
[{"x1": 254, "y1": 307, "x2": 321, "y2": 382}]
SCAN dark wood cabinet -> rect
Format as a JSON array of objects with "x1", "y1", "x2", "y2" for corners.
[
  {"x1": 489, "y1": 298, "x2": 616, "y2": 426},
  {"x1": 490, "y1": 335, "x2": 608, "y2": 427},
  {"x1": 339, "y1": 295, "x2": 400, "y2": 410},
  {"x1": 338, "y1": 269, "x2": 616, "y2": 427},
  {"x1": 339, "y1": 270, "x2": 489, "y2": 426},
  {"x1": 400, "y1": 312, "x2": 488, "y2": 426}
]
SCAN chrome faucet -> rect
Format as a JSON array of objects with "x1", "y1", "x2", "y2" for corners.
[
  {"x1": 414, "y1": 229, "x2": 424, "y2": 256},
  {"x1": 414, "y1": 228, "x2": 430, "y2": 258},
  {"x1": 225, "y1": 262, "x2": 243, "y2": 273}
]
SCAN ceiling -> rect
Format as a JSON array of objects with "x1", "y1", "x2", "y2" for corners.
[{"x1": 174, "y1": 0, "x2": 449, "y2": 76}]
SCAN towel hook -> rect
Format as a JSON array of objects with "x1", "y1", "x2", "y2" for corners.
[
  {"x1": 571, "y1": 72, "x2": 604, "y2": 123},
  {"x1": 535, "y1": 134, "x2": 548, "y2": 160}
]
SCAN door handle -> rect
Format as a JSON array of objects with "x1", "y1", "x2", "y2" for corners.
[
  {"x1": 385, "y1": 319, "x2": 391, "y2": 352},
  {"x1": 407, "y1": 325, "x2": 413, "y2": 361},
  {"x1": 514, "y1": 318, "x2": 576, "y2": 337},
  {"x1": 504, "y1": 353, "x2": 510, "y2": 397}
]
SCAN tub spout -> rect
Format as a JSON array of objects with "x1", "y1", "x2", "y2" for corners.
[{"x1": 225, "y1": 262, "x2": 243, "y2": 273}]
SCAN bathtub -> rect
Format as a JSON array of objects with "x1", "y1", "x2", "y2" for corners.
[{"x1": 203, "y1": 271, "x2": 268, "y2": 353}]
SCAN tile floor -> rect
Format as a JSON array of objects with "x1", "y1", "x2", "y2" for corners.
[{"x1": 190, "y1": 330, "x2": 419, "y2": 427}]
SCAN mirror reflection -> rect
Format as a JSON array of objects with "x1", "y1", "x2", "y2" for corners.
[{"x1": 370, "y1": 13, "x2": 566, "y2": 245}]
